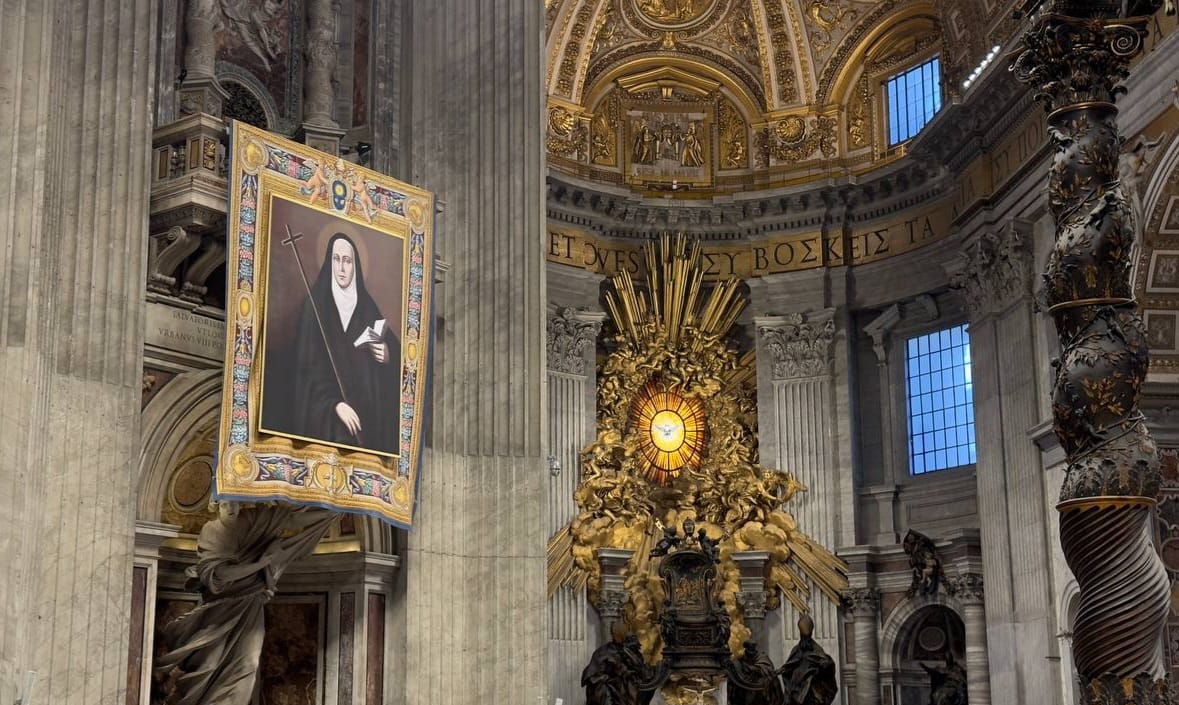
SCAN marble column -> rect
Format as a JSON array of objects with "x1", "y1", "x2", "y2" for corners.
[
  {"x1": 399, "y1": 0, "x2": 547, "y2": 702},
  {"x1": 946, "y1": 220, "x2": 1053, "y2": 702},
  {"x1": 843, "y1": 588, "x2": 881, "y2": 705},
  {"x1": 947, "y1": 573, "x2": 990, "y2": 705},
  {"x1": 0, "y1": 0, "x2": 157, "y2": 703},
  {"x1": 178, "y1": 0, "x2": 228, "y2": 116},
  {"x1": 755, "y1": 311, "x2": 841, "y2": 658},
  {"x1": 546, "y1": 306, "x2": 602, "y2": 705},
  {"x1": 302, "y1": 0, "x2": 345, "y2": 153}
]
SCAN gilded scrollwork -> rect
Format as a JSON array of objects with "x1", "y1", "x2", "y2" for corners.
[
  {"x1": 548, "y1": 237, "x2": 847, "y2": 659},
  {"x1": 556, "y1": 1, "x2": 597, "y2": 97},
  {"x1": 591, "y1": 3, "x2": 627, "y2": 60},
  {"x1": 760, "y1": 0, "x2": 800, "y2": 105},
  {"x1": 847, "y1": 74, "x2": 871, "y2": 150},
  {"x1": 726, "y1": 6, "x2": 760, "y2": 66},
  {"x1": 759, "y1": 115, "x2": 838, "y2": 164},
  {"x1": 548, "y1": 105, "x2": 590, "y2": 161},
  {"x1": 718, "y1": 99, "x2": 748, "y2": 170}
]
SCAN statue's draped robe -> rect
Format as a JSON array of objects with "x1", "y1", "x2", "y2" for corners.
[
  {"x1": 924, "y1": 660, "x2": 968, "y2": 705},
  {"x1": 728, "y1": 649, "x2": 785, "y2": 705},
  {"x1": 779, "y1": 636, "x2": 838, "y2": 705},
  {"x1": 155, "y1": 507, "x2": 333, "y2": 705},
  {"x1": 581, "y1": 640, "x2": 658, "y2": 705},
  {"x1": 290, "y1": 256, "x2": 400, "y2": 455}
]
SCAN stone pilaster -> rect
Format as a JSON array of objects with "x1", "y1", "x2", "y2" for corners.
[
  {"x1": 946, "y1": 219, "x2": 1054, "y2": 702},
  {"x1": 547, "y1": 306, "x2": 602, "y2": 705},
  {"x1": 302, "y1": 0, "x2": 345, "y2": 153},
  {"x1": 400, "y1": 0, "x2": 547, "y2": 701},
  {"x1": 755, "y1": 311, "x2": 841, "y2": 659},
  {"x1": 947, "y1": 573, "x2": 990, "y2": 705},
  {"x1": 733, "y1": 551, "x2": 771, "y2": 649},
  {"x1": 0, "y1": 0, "x2": 157, "y2": 702},
  {"x1": 178, "y1": 0, "x2": 228, "y2": 116},
  {"x1": 596, "y1": 549, "x2": 634, "y2": 642},
  {"x1": 862, "y1": 304, "x2": 902, "y2": 544},
  {"x1": 842, "y1": 588, "x2": 881, "y2": 705}
]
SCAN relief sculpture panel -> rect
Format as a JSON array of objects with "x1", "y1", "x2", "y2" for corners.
[{"x1": 624, "y1": 102, "x2": 714, "y2": 189}]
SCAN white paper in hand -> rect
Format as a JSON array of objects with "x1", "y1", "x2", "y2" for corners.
[{"x1": 353, "y1": 318, "x2": 386, "y2": 348}]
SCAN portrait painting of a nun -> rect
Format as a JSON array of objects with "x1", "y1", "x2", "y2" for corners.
[{"x1": 260, "y1": 195, "x2": 404, "y2": 457}]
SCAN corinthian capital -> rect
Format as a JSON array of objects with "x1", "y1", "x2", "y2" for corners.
[
  {"x1": 946, "y1": 220, "x2": 1033, "y2": 319},
  {"x1": 546, "y1": 307, "x2": 603, "y2": 375},
  {"x1": 945, "y1": 573, "x2": 984, "y2": 604},
  {"x1": 1010, "y1": 11, "x2": 1148, "y2": 113},
  {"x1": 840, "y1": 587, "x2": 880, "y2": 617},
  {"x1": 756, "y1": 310, "x2": 836, "y2": 380}
]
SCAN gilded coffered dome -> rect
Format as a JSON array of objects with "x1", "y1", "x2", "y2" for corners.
[{"x1": 544, "y1": 0, "x2": 1015, "y2": 197}]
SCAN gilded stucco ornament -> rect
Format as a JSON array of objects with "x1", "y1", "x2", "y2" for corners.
[
  {"x1": 634, "y1": 0, "x2": 720, "y2": 29},
  {"x1": 547, "y1": 236, "x2": 848, "y2": 660},
  {"x1": 1011, "y1": 3, "x2": 1175, "y2": 702}
]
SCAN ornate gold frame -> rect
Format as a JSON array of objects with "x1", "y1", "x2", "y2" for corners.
[{"x1": 215, "y1": 122, "x2": 435, "y2": 528}]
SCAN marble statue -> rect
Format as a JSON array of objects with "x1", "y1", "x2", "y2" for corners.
[
  {"x1": 582, "y1": 635, "x2": 659, "y2": 705},
  {"x1": 903, "y1": 529, "x2": 941, "y2": 597},
  {"x1": 779, "y1": 615, "x2": 838, "y2": 705},
  {"x1": 727, "y1": 640, "x2": 785, "y2": 705},
  {"x1": 153, "y1": 504, "x2": 334, "y2": 705},
  {"x1": 923, "y1": 652, "x2": 968, "y2": 705}
]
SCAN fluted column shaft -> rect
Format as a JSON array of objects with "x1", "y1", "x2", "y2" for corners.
[
  {"x1": 0, "y1": 0, "x2": 156, "y2": 703},
  {"x1": 402, "y1": 0, "x2": 546, "y2": 702},
  {"x1": 546, "y1": 307, "x2": 602, "y2": 705},
  {"x1": 755, "y1": 312, "x2": 841, "y2": 661}
]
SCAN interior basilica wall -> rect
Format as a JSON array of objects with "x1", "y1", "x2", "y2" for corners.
[
  {"x1": 4, "y1": 0, "x2": 1179, "y2": 703},
  {"x1": 541, "y1": 8, "x2": 1179, "y2": 705}
]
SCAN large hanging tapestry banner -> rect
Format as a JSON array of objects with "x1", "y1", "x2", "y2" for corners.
[{"x1": 215, "y1": 122, "x2": 434, "y2": 527}]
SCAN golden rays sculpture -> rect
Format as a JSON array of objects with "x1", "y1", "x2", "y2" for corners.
[{"x1": 547, "y1": 235, "x2": 848, "y2": 658}]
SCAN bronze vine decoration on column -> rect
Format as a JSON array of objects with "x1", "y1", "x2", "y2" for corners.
[{"x1": 1011, "y1": 2, "x2": 1174, "y2": 703}]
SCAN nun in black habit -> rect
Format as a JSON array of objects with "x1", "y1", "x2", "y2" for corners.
[{"x1": 289, "y1": 232, "x2": 400, "y2": 455}]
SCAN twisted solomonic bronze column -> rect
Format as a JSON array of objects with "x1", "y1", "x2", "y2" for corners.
[{"x1": 1012, "y1": 2, "x2": 1174, "y2": 702}]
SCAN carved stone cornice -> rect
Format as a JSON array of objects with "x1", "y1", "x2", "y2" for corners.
[
  {"x1": 946, "y1": 220, "x2": 1034, "y2": 319},
  {"x1": 944, "y1": 573, "x2": 985, "y2": 604},
  {"x1": 756, "y1": 311, "x2": 836, "y2": 380},
  {"x1": 546, "y1": 306, "x2": 603, "y2": 375},
  {"x1": 545, "y1": 162, "x2": 943, "y2": 242},
  {"x1": 840, "y1": 587, "x2": 881, "y2": 617}
]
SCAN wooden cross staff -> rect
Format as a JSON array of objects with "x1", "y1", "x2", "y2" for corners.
[{"x1": 281, "y1": 225, "x2": 363, "y2": 444}]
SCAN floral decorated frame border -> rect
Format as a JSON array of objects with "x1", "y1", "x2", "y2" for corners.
[{"x1": 215, "y1": 121, "x2": 434, "y2": 528}]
